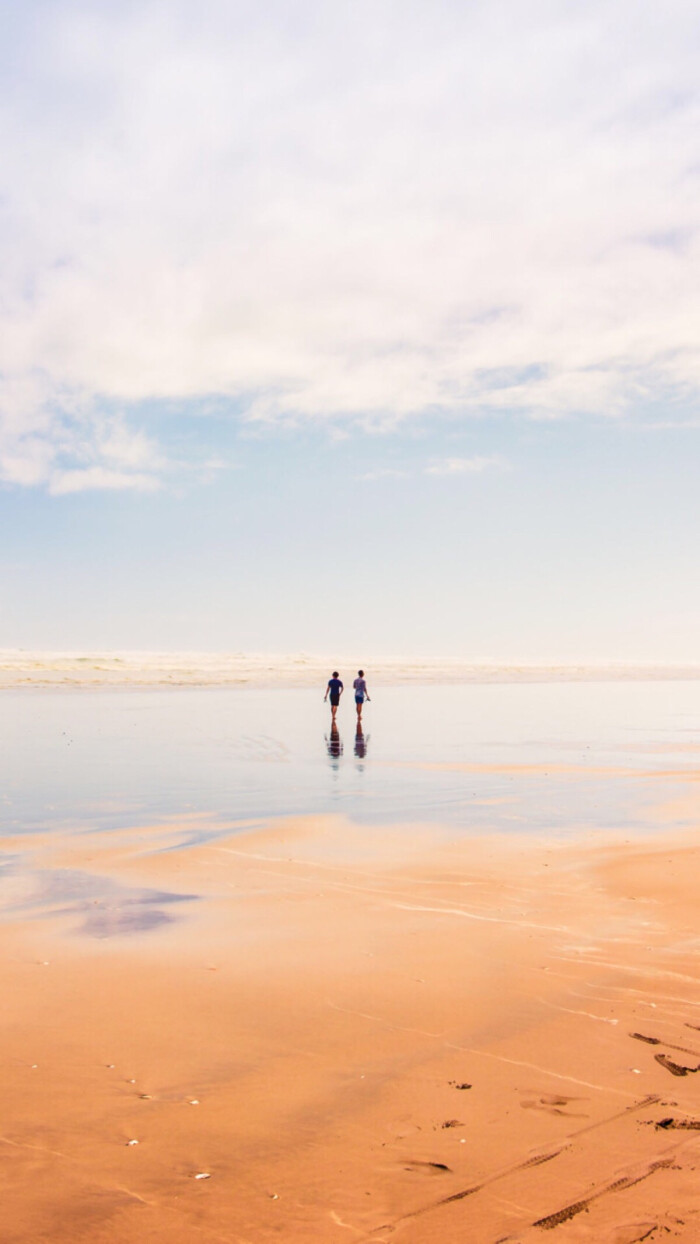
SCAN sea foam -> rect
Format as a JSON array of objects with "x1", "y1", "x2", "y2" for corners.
[{"x1": 1, "y1": 650, "x2": 699, "y2": 688}]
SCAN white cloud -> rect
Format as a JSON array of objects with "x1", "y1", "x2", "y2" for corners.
[
  {"x1": 0, "y1": 368, "x2": 164, "y2": 489},
  {"x1": 425, "y1": 456, "x2": 504, "y2": 476},
  {"x1": 2, "y1": 0, "x2": 700, "y2": 487},
  {"x1": 49, "y1": 466, "x2": 160, "y2": 495},
  {"x1": 360, "y1": 467, "x2": 410, "y2": 482},
  {"x1": 361, "y1": 455, "x2": 505, "y2": 480}
]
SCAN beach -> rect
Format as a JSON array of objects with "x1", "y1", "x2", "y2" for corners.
[
  {"x1": 3, "y1": 813, "x2": 700, "y2": 1242},
  {"x1": 6, "y1": 0, "x2": 700, "y2": 1238},
  {"x1": 1, "y1": 677, "x2": 700, "y2": 1241}
]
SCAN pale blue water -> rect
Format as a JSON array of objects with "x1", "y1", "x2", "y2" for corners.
[{"x1": 1, "y1": 682, "x2": 699, "y2": 839}]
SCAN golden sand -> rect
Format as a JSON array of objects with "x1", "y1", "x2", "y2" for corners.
[{"x1": 2, "y1": 810, "x2": 700, "y2": 1242}]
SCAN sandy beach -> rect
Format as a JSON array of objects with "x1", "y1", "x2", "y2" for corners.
[{"x1": 2, "y1": 800, "x2": 700, "y2": 1243}]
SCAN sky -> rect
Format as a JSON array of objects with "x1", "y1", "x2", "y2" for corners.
[{"x1": 1, "y1": 0, "x2": 699, "y2": 660}]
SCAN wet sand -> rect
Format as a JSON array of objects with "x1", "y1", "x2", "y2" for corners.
[{"x1": 2, "y1": 809, "x2": 700, "y2": 1243}]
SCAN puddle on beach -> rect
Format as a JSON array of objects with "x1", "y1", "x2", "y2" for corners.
[
  {"x1": 0, "y1": 855, "x2": 198, "y2": 937},
  {"x1": 0, "y1": 682, "x2": 699, "y2": 843}
]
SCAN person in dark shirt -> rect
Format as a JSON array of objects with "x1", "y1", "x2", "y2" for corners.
[{"x1": 324, "y1": 671, "x2": 344, "y2": 721}]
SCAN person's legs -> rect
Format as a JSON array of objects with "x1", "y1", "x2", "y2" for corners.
[{"x1": 356, "y1": 697, "x2": 363, "y2": 719}]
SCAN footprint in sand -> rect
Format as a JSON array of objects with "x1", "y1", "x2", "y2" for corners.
[
  {"x1": 521, "y1": 1093, "x2": 588, "y2": 1117},
  {"x1": 403, "y1": 1160, "x2": 451, "y2": 1175},
  {"x1": 654, "y1": 1052, "x2": 699, "y2": 1076},
  {"x1": 607, "y1": 1225, "x2": 658, "y2": 1244}
]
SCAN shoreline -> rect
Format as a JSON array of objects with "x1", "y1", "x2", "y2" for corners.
[{"x1": 3, "y1": 649, "x2": 700, "y2": 689}]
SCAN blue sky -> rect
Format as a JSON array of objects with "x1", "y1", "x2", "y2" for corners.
[{"x1": 1, "y1": 0, "x2": 699, "y2": 658}]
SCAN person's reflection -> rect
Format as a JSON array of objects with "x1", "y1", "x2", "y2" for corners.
[
  {"x1": 354, "y1": 722, "x2": 370, "y2": 761},
  {"x1": 325, "y1": 720, "x2": 343, "y2": 765}
]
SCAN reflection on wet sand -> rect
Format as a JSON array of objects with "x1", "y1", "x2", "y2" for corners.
[
  {"x1": 325, "y1": 721, "x2": 343, "y2": 763},
  {"x1": 354, "y1": 723, "x2": 369, "y2": 761},
  {"x1": 4, "y1": 683, "x2": 700, "y2": 834},
  {"x1": 0, "y1": 856, "x2": 198, "y2": 938},
  {"x1": 325, "y1": 723, "x2": 370, "y2": 766}
]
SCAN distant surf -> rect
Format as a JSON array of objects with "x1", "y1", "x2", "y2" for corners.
[{"x1": 2, "y1": 650, "x2": 700, "y2": 688}]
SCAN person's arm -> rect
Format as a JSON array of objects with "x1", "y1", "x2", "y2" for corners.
[
  {"x1": 365, "y1": 682, "x2": 370, "y2": 701},
  {"x1": 324, "y1": 682, "x2": 329, "y2": 701},
  {"x1": 339, "y1": 682, "x2": 344, "y2": 696}
]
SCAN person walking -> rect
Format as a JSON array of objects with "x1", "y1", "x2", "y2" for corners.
[
  {"x1": 353, "y1": 669, "x2": 370, "y2": 720},
  {"x1": 324, "y1": 671, "x2": 344, "y2": 722}
]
